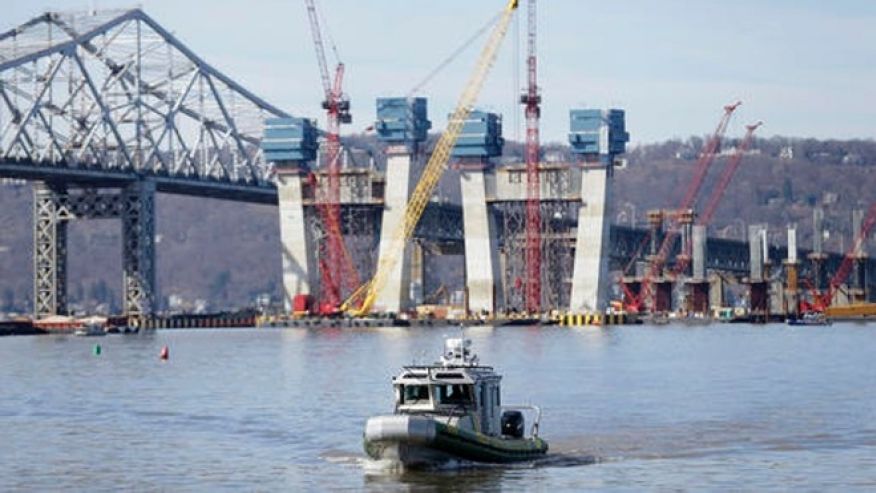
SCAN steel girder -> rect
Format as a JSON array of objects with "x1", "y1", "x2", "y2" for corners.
[{"x1": 0, "y1": 9, "x2": 288, "y2": 190}]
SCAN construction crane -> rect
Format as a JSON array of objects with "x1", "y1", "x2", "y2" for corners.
[
  {"x1": 626, "y1": 101, "x2": 741, "y2": 312},
  {"x1": 807, "y1": 201, "x2": 876, "y2": 312},
  {"x1": 344, "y1": 0, "x2": 520, "y2": 316},
  {"x1": 697, "y1": 121, "x2": 762, "y2": 227},
  {"x1": 521, "y1": 0, "x2": 542, "y2": 314},
  {"x1": 304, "y1": 0, "x2": 358, "y2": 314},
  {"x1": 671, "y1": 121, "x2": 763, "y2": 276}
]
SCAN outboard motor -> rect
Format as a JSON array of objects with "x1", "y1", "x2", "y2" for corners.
[{"x1": 501, "y1": 410, "x2": 524, "y2": 438}]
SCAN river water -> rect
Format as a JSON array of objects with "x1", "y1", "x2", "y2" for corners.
[{"x1": 1, "y1": 323, "x2": 875, "y2": 491}]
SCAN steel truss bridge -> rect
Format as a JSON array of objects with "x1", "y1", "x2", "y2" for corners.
[{"x1": 0, "y1": 9, "x2": 870, "y2": 318}]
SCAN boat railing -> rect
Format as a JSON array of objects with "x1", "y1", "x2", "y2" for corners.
[{"x1": 501, "y1": 404, "x2": 542, "y2": 439}]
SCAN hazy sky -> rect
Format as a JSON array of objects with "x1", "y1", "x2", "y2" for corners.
[{"x1": 4, "y1": 0, "x2": 876, "y2": 144}]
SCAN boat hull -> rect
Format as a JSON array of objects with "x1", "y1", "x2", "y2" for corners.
[{"x1": 364, "y1": 415, "x2": 548, "y2": 468}]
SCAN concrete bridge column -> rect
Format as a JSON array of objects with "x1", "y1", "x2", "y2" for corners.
[
  {"x1": 568, "y1": 109, "x2": 628, "y2": 313},
  {"x1": 748, "y1": 224, "x2": 769, "y2": 317},
  {"x1": 262, "y1": 116, "x2": 319, "y2": 313},
  {"x1": 570, "y1": 166, "x2": 612, "y2": 312},
  {"x1": 692, "y1": 224, "x2": 707, "y2": 281},
  {"x1": 374, "y1": 148, "x2": 415, "y2": 313},
  {"x1": 460, "y1": 168, "x2": 502, "y2": 315},
  {"x1": 371, "y1": 97, "x2": 431, "y2": 314},
  {"x1": 276, "y1": 172, "x2": 316, "y2": 312},
  {"x1": 685, "y1": 224, "x2": 709, "y2": 313}
]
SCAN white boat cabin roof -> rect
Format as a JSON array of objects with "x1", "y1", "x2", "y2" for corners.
[{"x1": 392, "y1": 338, "x2": 501, "y2": 386}]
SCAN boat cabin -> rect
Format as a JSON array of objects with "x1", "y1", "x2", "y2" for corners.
[{"x1": 391, "y1": 338, "x2": 505, "y2": 436}]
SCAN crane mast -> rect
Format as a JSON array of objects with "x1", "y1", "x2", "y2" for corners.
[
  {"x1": 521, "y1": 0, "x2": 542, "y2": 314},
  {"x1": 304, "y1": 0, "x2": 357, "y2": 313}
]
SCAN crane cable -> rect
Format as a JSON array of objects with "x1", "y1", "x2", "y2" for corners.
[{"x1": 406, "y1": 11, "x2": 502, "y2": 98}]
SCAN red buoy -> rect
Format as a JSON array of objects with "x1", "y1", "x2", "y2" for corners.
[{"x1": 159, "y1": 345, "x2": 169, "y2": 360}]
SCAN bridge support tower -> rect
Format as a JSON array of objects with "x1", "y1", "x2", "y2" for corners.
[
  {"x1": 808, "y1": 207, "x2": 827, "y2": 302},
  {"x1": 263, "y1": 117, "x2": 319, "y2": 312},
  {"x1": 453, "y1": 111, "x2": 504, "y2": 316},
  {"x1": 33, "y1": 182, "x2": 156, "y2": 320},
  {"x1": 747, "y1": 224, "x2": 769, "y2": 321},
  {"x1": 784, "y1": 226, "x2": 800, "y2": 317},
  {"x1": 685, "y1": 224, "x2": 709, "y2": 314},
  {"x1": 373, "y1": 98, "x2": 431, "y2": 313},
  {"x1": 851, "y1": 209, "x2": 869, "y2": 304},
  {"x1": 569, "y1": 109, "x2": 628, "y2": 312}
]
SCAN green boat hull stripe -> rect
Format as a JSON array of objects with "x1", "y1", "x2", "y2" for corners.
[{"x1": 365, "y1": 419, "x2": 548, "y2": 464}]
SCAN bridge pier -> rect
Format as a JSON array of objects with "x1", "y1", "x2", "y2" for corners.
[
  {"x1": 453, "y1": 110, "x2": 504, "y2": 315},
  {"x1": 122, "y1": 181, "x2": 156, "y2": 317},
  {"x1": 569, "y1": 109, "x2": 628, "y2": 313},
  {"x1": 570, "y1": 165, "x2": 613, "y2": 312},
  {"x1": 33, "y1": 184, "x2": 69, "y2": 317},
  {"x1": 277, "y1": 172, "x2": 317, "y2": 310},
  {"x1": 374, "y1": 148, "x2": 416, "y2": 313},
  {"x1": 460, "y1": 166, "x2": 502, "y2": 315},
  {"x1": 32, "y1": 181, "x2": 156, "y2": 318},
  {"x1": 747, "y1": 224, "x2": 770, "y2": 319},
  {"x1": 372, "y1": 98, "x2": 430, "y2": 314},
  {"x1": 684, "y1": 224, "x2": 710, "y2": 314},
  {"x1": 262, "y1": 117, "x2": 319, "y2": 312}
]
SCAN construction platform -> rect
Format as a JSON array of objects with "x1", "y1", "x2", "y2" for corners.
[{"x1": 825, "y1": 303, "x2": 876, "y2": 320}]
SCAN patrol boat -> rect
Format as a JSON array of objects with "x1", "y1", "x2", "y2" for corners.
[{"x1": 363, "y1": 337, "x2": 548, "y2": 468}]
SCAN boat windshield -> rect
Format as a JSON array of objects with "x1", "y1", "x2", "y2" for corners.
[
  {"x1": 402, "y1": 385, "x2": 431, "y2": 405},
  {"x1": 435, "y1": 384, "x2": 473, "y2": 406}
]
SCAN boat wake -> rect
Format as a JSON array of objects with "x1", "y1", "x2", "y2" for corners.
[
  {"x1": 531, "y1": 451, "x2": 601, "y2": 468},
  {"x1": 354, "y1": 452, "x2": 601, "y2": 473}
]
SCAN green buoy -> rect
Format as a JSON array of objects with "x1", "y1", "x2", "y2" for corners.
[{"x1": 93, "y1": 344, "x2": 102, "y2": 356}]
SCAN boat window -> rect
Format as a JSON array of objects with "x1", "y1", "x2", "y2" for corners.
[
  {"x1": 403, "y1": 385, "x2": 430, "y2": 405},
  {"x1": 436, "y1": 384, "x2": 473, "y2": 405},
  {"x1": 434, "y1": 372, "x2": 464, "y2": 379}
]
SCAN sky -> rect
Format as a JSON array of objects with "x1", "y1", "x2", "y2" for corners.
[{"x1": 4, "y1": 0, "x2": 876, "y2": 144}]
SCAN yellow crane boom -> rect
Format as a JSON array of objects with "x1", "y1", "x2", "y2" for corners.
[{"x1": 345, "y1": 0, "x2": 519, "y2": 316}]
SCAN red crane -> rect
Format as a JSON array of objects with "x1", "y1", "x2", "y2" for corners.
[
  {"x1": 304, "y1": 0, "x2": 358, "y2": 314},
  {"x1": 697, "y1": 121, "x2": 762, "y2": 226},
  {"x1": 671, "y1": 121, "x2": 763, "y2": 276},
  {"x1": 521, "y1": 0, "x2": 542, "y2": 314},
  {"x1": 808, "y1": 201, "x2": 876, "y2": 312},
  {"x1": 625, "y1": 101, "x2": 741, "y2": 312}
]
